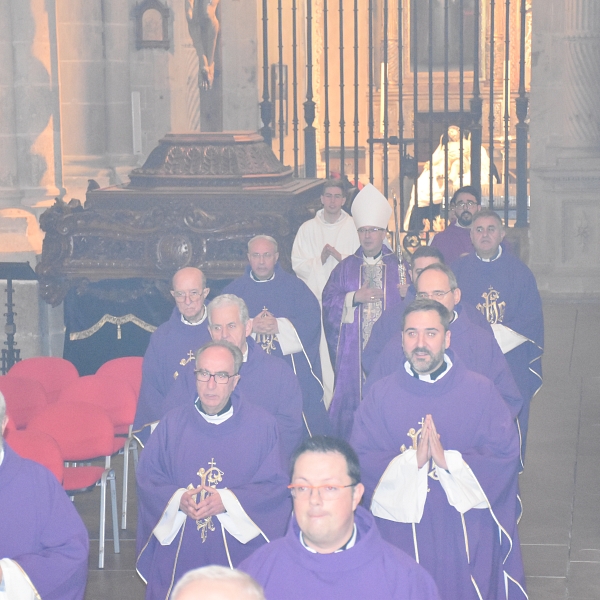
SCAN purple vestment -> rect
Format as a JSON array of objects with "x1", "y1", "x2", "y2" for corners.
[
  {"x1": 430, "y1": 222, "x2": 474, "y2": 265},
  {"x1": 239, "y1": 506, "x2": 441, "y2": 600},
  {"x1": 163, "y1": 337, "x2": 304, "y2": 462},
  {"x1": 453, "y1": 251, "x2": 543, "y2": 454},
  {"x1": 136, "y1": 391, "x2": 292, "y2": 600},
  {"x1": 351, "y1": 352, "x2": 525, "y2": 600},
  {"x1": 322, "y1": 246, "x2": 402, "y2": 438},
  {"x1": 223, "y1": 264, "x2": 329, "y2": 436},
  {"x1": 133, "y1": 306, "x2": 211, "y2": 442},
  {"x1": 364, "y1": 305, "x2": 523, "y2": 419},
  {"x1": 0, "y1": 444, "x2": 89, "y2": 600}
]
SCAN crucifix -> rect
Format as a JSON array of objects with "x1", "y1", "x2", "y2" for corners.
[{"x1": 187, "y1": 458, "x2": 224, "y2": 542}]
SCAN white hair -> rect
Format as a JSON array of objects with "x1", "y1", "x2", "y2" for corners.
[
  {"x1": 171, "y1": 566, "x2": 265, "y2": 600},
  {"x1": 247, "y1": 235, "x2": 278, "y2": 253},
  {"x1": 207, "y1": 294, "x2": 250, "y2": 325}
]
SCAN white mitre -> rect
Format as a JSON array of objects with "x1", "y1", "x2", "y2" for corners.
[{"x1": 351, "y1": 183, "x2": 392, "y2": 229}]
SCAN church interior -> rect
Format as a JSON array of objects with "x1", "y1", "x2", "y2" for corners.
[{"x1": 0, "y1": 0, "x2": 599, "y2": 598}]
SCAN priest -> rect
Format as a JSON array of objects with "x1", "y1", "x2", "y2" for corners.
[
  {"x1": 351, "y1": 300, "x2": 526, "y2": 600},
  {"x1": 292, "y1": 178, "x2": 360, "y2": 407},
  {"x1": 322, "y1": 184, "x2": 404, "y2": 438},
  {"x1": 240, "y1": 435, "x2": 440, "y2": 600},
  {"x1": 133, "y1": 267, "x2": 211, "y2": 443},
  {"x1": 364, "y1": 263, "x2": 523, "y2": 421},
  {"x1": 223, "y1": 235, "x2": 329, "y2": 436},
  {"x1": 453, "y1": 209, "x2": 543, "y2": 457},
  {"x1": 164, "y1": 294, "x2": 304, "y2": 462},
  {"x1": 0, "y1": 394, "x2": 89, "y2": 600},
  {"x1": 136, "y1": 340, "x2": 291, "y2": 599}
]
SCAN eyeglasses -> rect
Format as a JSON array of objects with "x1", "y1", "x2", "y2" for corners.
[
  {"x1": 357, "y1": 227, "x2": 385, "y2": 234},
  {"x1": 171, "y1": 290, "x2": 203, "y2": 302},
  {"x1": 249, "y1": 252, "x2": 275, "y2": 260},
  {"x1": 194, "y1": 369, "x2": 235, "y2": 384},
  {"x1": 287, "y1": 483, "x2": 356, "y2": 500},
  {"x1": 454, "y1": 201, "x2": 477, "y2": 209},
  {"x1": 415, "y1": 290, "x2": 453, "y2": 300}
]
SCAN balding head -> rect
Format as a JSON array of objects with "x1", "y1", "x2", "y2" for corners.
[
  {"x1": 171, "y1": 566, "x2": 265, "y2": 600},
  {"x1": 171, "y1": 267, "x2": 210, "y2": 324}
]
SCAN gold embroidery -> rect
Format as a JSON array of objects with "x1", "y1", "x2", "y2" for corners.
[
  {"x1": 180, "y1": 350, "x2": 195, "y2": 366},
  {"x1": 69, "y1": 313, "x2": 157, "y2": 341},
  {"x1": 360, "y1": 262, "x2": 385, "y2": 348},
  {"x1": 173, "y1": 371, "x2": 179, "y2": 380},
  {"x1": 476, "y1": 286, "x2": 506, "y2": 324},
  {"x1": 187, "y1": 458, "x2": 224, "y2": 543},
  {"x1": 256, "y1": 306, "x2": 279, "y2": 354}
]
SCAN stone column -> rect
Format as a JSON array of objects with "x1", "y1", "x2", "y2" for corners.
[{"x1": 529, "y1": 0, "x2": 600, "y2": 296}]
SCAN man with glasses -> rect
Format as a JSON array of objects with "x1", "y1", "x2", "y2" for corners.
[
  {"x1": 163, "y1": 294, "x2": 304, "y2": 462},
  {"x1": 240, "y1": 435, "x2": 440, "y2": 599},
  {"x1": 352, "y1": 300, "x2": 526, "y2": 600},
  {"x1": 223, "y1": 235, "x2": 329, "y2": 436},
  {"x1": 322, "y1": 183, "x2": 403, "y2": 438},
  {"x1": 429, "y1": 186, "x2": 481, "y2": 265},
  {"x1": 136, "y1": 340, "x2": 291, "y2": 599},
  {"x1": 364, "y1": 263, "x2": 523, "y2": 423},
  {"x1": 292, "y1": 179, "x2": 360, "y2": 408},
  {"x1": 133, "y1": 267, "x2": 212, "y2": 444}
]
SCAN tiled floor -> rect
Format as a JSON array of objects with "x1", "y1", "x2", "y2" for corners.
[{"x1": 77, "y1": 300, "x2": 600, "y2": 599}]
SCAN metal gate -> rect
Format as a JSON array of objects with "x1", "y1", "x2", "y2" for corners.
[{"x1": 258, "y1": 0, "x2": 531, "y2": 234}]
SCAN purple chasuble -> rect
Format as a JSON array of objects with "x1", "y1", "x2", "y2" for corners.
[
  {"x1": 163, "y1": 337, "x2": 304, "y2": 462},
  {"x1": 351, "y1": 351, "x2": 525, "y2": 600},
  {"x1": 0, "y1": 444, "x2": 89, "y2": 600},
  {"x1": 322, "y1": 246, "x2": 402, "y2": 438},
  {"x1": 364, "y1": 305, "x2": 524, "y2": 419},
  {"x1": 239, "y1": 506, "x2": 441, "y2": 600},
  {"x1": 134, "y1": 306, "x2": 211, "y2": 442},
  {"x1": 223, "y1": 264, "x2": 329, "y2": 436},
  {"x1": 430, "y1": 222, "x2": 474, "y2": 265},
  {"x1": 453, "y1": 251, "x2": 543, "y2": 454},
  {"x1": 136, "y1": 391, "x2": 291, "y2": 600}
]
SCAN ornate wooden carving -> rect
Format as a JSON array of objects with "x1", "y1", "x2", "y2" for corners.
[{"x1": 37, "y1": 133, "x2": 322, "y2": 306}]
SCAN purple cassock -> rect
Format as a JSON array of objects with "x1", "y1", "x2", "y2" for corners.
[
  {"x1": 453, "y1": 250, "x2": 543, "y2": 455},
  {"x1": 322, "y1": 246, "x2": 402, "y2": 438},
  {"x1": 223, "y1": 264, "x2": 329, "y2": 436},
  {"x1": 133, "y1": 306, "x2": 211, "y2": 443},
  {"x1": 136, "y1": 390, "x2": 292, "y2": 600},
  {"x1": 429, "y1": 222, "x2": 474, "y2": 265},
  {"x1": 239, "y1": 506, "x2": 441, "y2": 600},
  {"x1": 0, "y1": 444, "x2": 89, "y2": 600},
  {"x1": 163, "y1": 337, "x2": 304, "y2": 462},
  {"x1": 351, "y1": 351, "x2": 526, "y2": 600},
  {"x1": 363, "y1": 305, "x2": 524, "y2": 420}
]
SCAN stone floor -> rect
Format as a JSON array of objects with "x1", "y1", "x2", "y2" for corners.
[{"x1": 76, "y1": 300, "x2": 600, "y2": 599}]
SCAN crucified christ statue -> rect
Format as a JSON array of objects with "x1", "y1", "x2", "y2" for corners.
[{"x1": 185, "y1": 0, "x2": 221, "y2": 90}]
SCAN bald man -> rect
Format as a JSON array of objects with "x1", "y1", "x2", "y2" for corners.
[{"x1": 133, "y1": 267, "x2": 211, "y2": 443}]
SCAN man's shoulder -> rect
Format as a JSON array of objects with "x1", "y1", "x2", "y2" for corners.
[
  {"x1": 249, "y1": 341, "x2": 296, "y2": 377},
  {"x1": 2, "y1": 444, "x2": 62, "y2": 491},
  {"x1": 148, "y1": 308, "x2": 180, "y2": 339}
]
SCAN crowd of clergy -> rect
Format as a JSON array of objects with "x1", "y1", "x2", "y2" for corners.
[{"x1": 0, "y1": 179, "x2": 544, "y2": 600}]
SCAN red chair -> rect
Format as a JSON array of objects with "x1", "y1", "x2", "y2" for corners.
[
  {"x1": 8, "y1": 357, "x2": 79, "y2": 404},
  {"x1": 58, "y1": 374, "x2": 139, "y2": 529},
  {"x1": 0, "y1": 376, "x2": 48, "y2": 429},
  {"x1": 96, "y1": 356, "x2": 143, "y2": 397},
  {"x1": 6, "y1": 429, "x2": 64, "y2": 483},
  {"x1": 28, "y1": 401, "x2": 120, "y2": 568}
]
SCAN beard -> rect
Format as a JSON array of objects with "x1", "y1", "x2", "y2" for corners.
[
  {"x1": 408, "y1": 346, "x2": 445, "y2": 374},
  {"x1": 457, "y1": 210, "x2": 474, "y2": 227}
]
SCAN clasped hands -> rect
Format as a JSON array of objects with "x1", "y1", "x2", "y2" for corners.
[
  {"x1": 252, "y1": 309, "x2": 279, "y2": 335},
  {"x1": 321, "y1": 244, "x2": 342, "y2": 265},
  {"x1": 180, "y1": 485, "x2": 226, "y2": 520},
  {"x1": 416, "y1": 414, "x2": 448, "y2": 471},
  {"x1": 354, "y1": 285, "x2": 384, "y2": 304}
]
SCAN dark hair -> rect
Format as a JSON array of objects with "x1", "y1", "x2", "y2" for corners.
[
  {"x1": 450, "y1": 185, "x2": 481, "y2": 205},
  {"x1": 322, "y1": 179, "x2": 347, "y2": 196},
  {"x1": 401, "y1": 298, "x2": 452, "y2": 332},
  {"x1": 416, "y1": 263, "x2": 458, "y2": 290},
  {"x1": 290, "y1": 435, "x2": 361, "y2": 485},
  {"x1": 472, "y1": 208, "x2": 504, "y2": 229},
  {"x1": 195, "y1": 340, "x2": 243, "y2": 375},
  {"x1": 410, "y1": 245, "x2": 445, "y2": 265}
]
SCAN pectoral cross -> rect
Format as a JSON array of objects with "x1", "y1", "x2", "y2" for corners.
[{"x1": 187, "y1": 458, "x2": 224, "y2": 542}]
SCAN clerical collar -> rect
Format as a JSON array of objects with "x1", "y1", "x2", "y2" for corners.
[
  {"x1": 363, "y1": 251, "x2": 383, "y2": 265},
  {"x1": 405, "y1": 354, "x2": 453, "y2": 383},
  {"x1": 318, "y1": 208, "x2": 346, "y2": 225},
  {"x1": 250, "y1": 271, "x2": 276, "y2": 283},
  {"x1": 194, "y1": 397, "x2": 234, "y2": 424},
  {"x1": 180, "y1": 306, "x2": 207, "y2": 326},
  {"x1": 300, "y1": 523, "x2": 357, "y2": 554},
  {"x1": 242, "y1": 345, "x2": 249, "y2": 362},
  {"x1": 476, "y1": 245, "x2": 503, "y2": 263},
  {"x1": 0, "y1": 444, "x2": 4, "y2": 467},
  {"x1": 451, "y1": 310, "x2": 458, "y2": 323}
]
